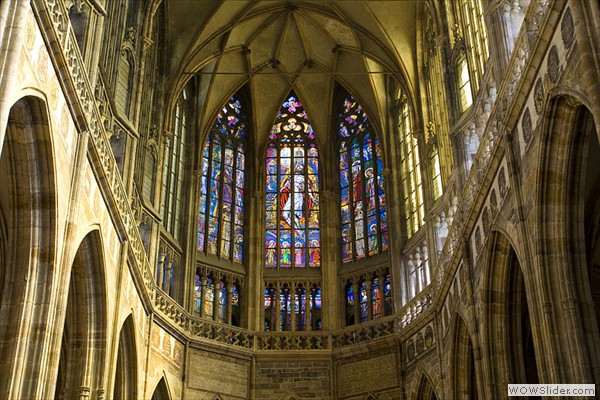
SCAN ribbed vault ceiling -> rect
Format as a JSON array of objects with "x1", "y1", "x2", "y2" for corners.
[{"x1": 166, "y1": 1, "x2": 419, "y2": 146}]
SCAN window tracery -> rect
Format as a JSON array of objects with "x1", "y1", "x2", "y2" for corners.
[
  {"x1": 265, "y1": 94, "x2": 321, "y2": 269},
  {"x1": 337, "y1": 95, "x2": 388, "y2": 263},
  {"x1": 197, "y1": 96, "x2": 248, "y2": 263}
]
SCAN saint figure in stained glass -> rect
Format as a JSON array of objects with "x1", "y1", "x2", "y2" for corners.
[
  {"x1": 265, "y1": 93, "x2": 321, "y2": 269},
  {"x1": 337, "y1": 95, "x2": 388, "y2": 264},
  {"x1": 198, "y1": 95, "x2": 248, "y2": 263}
]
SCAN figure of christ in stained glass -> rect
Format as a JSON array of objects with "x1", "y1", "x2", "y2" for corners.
[{"x1": 264, "y1": 94, "x2": 321, "y2": 269}]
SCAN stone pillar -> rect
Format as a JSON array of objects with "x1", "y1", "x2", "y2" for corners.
[
  {"x1": 157, "y1": 253, "x2": 166, "y2": 289},
  {"x1": 164, "y1": 260, "x2": 173, "y2": 294},
  {"x1": 414, "y1": 250, "x2": 423, "y2": 295},
  {"x1": 200, "y1": 277, "x2": 208, "y2": 318},
  {"x1": 407, "y1": 254, "x2": 416, "y2": 299},
  {"x1": 422, "y1": 242, "x2": 431, "y2": 287}
]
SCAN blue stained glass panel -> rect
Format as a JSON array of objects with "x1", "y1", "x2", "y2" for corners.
[
  {"x1": 347, "y1": 286, "x2": 355, "y2": 306},
  {"x1": 337, "y1": 95, "x2": 387, "y2": 264}
]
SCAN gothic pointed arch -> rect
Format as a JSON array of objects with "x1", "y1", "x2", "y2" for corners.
[
  {"x1": 482, "y1": 231, "x2": 539, "y2": 396},
  {"x1": 0, "y1": 96, "x2": 57, "y2": 399},
  {"x1": 536, "y1": 94, "x2": 600, "y2": 382},
  {"x1": 335, "y1": 92, "x2": 389, "y2": 263},
  {"x1": 197, "y1": 93, "x2": 250, "y2": 263},
  {"x1": 151, "y1": 376, "x2": 171, "y2": 400},
  {"x1": 450, "y1": 315, "x2": 479, "y2": 399},
  {"x1": 55, "y1": 229, "x2": 108, "y2": 399},
  {"x1": 112, "y1": 315, "x2": 138, "y2": 399},
  {"x1": 264, "y1": 91, "x2": 321, "y2": 270},
  {"x1": 414, "y1": 371, "x2": 438, "y2": 400}
]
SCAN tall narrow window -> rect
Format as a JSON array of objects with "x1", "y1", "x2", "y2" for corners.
[
  {"x1": 423, "y1": 5, "x2": 452, "y2": 196},
  {"x1": 398, "y1": 97, "x2": 425, "y2": 238},
  {"x1": 265, "y1": 94, "x2": 320, "y2": 269},
  {"x1": 197, "y1": 96, "x2": 248, "y2": 263},
  {"x1": 456, "y1": 51, "x2": 474, "y2": 112},
  {"x1": 337, "y1": 96, "x2": 388, "y2": 263},
  {"x1": 161, "y1": 90, "x2": 188, "y2": 240},
  {"x1": 450, "y1": 0, "x2": 489, "y2": 110}
]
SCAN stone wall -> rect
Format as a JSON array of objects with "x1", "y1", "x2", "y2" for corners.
[{"x1": 254, "y1": 358, "x2": 332, "y2": 399}]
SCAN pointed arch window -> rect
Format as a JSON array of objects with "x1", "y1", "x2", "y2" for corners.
[
  {"x1": 161, "y1": 90, "x2": 188, "y2": 240},
  {"x1": 337, "y1": 96, "x2": 388, "y2": 263},
  {"x1": 197, "y1": 96, "x2": 248, "y2": 263},
  {"x1": 398, "y1": 96, "x2": 425, "y2": 238},
  {"x1": 265, "y1": 94, "x2": 320, "y2": 269}
]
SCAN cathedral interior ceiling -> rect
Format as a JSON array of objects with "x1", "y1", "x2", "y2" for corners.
[{"x1": 165, "y1": 0, "x2": 418, "y2": 145}]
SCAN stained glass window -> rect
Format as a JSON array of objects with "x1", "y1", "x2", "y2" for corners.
[
  {"x1": 384, "y1": 274, "x2": 393, "y2": 315},
  {"x1": 279, "y1": 286, "x2": 292, "y2": 331},
  {"x1": 423, "y1": 4, "x2": 452, "y2": 198},
  {"x1": 204, "y1": 278, "x2": 214, "y2": 319},
  {"x1": 359, "y1": 282, "x2": 368, "y2": 323},
  {"x1": 193, "y1": 274, "x2": 202, "y2": 317},
  {"x1": 398, "y1": 97, "x2": 425, "y2": 238},
  {"x1": 197, "y1": 96, "x2": 247, "y2": 263},
  {"x1": 295, "y1": 286, "x2": 307, "y2": 330},
  {"x1": 265, "y1": 94, "x2": 320, "y2": 269},
  {"x1": 372, "y1": 277, "x2": 382, "y2": 319},
  {"x1": 161, "y1": 92, "x2": 188, "y2": 240},
  {"x1": 217, "y1": 281, "x2": 227, "y2": 323},
  {"x1": 337, "y1": 95, "x2": 388, "y2": 263},
  {"x1": 311, "y1": 285, "x2": 322, "y2": 331},
  {"x1": 264, "y1": 285, "x2": 276, "y2": 331}
]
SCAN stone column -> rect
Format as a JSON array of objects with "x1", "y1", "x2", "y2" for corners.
[
  {"x1": 164, "y1": 260, "x2": 173, "y2": 294},
  {"x1": 200, "y1": 277, "x2": 208, "y2": 318},
  {"x1": 157, "y1": 253, "x2": 166, "y2": 289}
]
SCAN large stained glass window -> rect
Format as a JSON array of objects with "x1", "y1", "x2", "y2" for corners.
[
  {"x1": 265, "y1": 94, "x2": 320, "y2": 269},
  {"x1": 337, "y1": 95, "x2": 388, "y2": 263},
  {"x1": 197, "y1": 96, "x2": 247, "y2": 263}
]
